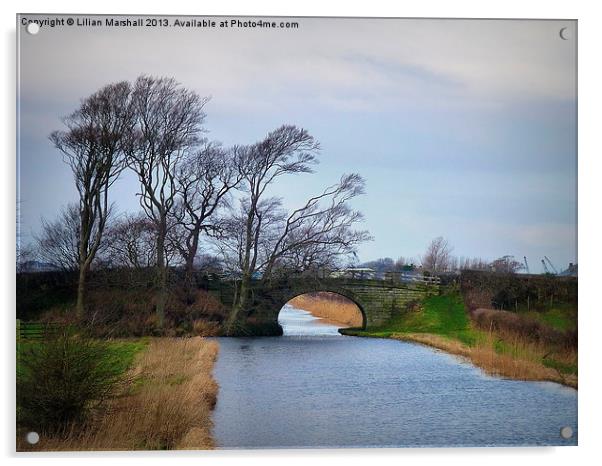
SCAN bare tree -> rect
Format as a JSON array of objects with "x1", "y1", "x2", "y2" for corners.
[
  {"x1": 226, "y1": 125, "x2": 320, "y2": 327},
  {"x1": 281, "y1": 240, "x2": 351, "y2": 272},
  {"x1": 173, "y1": 141, "x2": 244, "y2": 285},
  {"x1": 34, "y1": 204, "x2": 81, "y2": 272},
  {"x1": 490, "y1": 255, "x2": 524, "y2": 274},
  {"x1": 16, "y1": 243, "x2": 37, "y2": 272},
  {"x1": 50, "y1": 82, "x2": 133, "y2": 316},
  {"x1": 448, "y1": 255, "x2": 459, "y2": 272},
  {"x1": 103, "y1": 212, "x2": 157, "y2": 269},
  {"x1": 194, "y1": 253, "x2": 224, "y2": 274},
  {"x1": 458, "y1": 256, "x2": 490, "y2": 271},
  {"x1": 421, "y1": 236, "x2": 453, "y2": 274},
  {"x1": 218, "y1": 197, "x2": 285, "y2": 279},
  {"x1": 222, "y1": 172, "x2": 371, "y2": 331},
  {"x1": 127, "y1": 76, "x2": 209, "y2": 326},
  {"x1": 260, "y1": 174, "x2": 371, "y2": 279},
  {"x1": 34, "y1": 203, "x2": 112, "y2": 273}
]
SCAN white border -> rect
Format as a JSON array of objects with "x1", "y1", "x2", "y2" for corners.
[{"x1": 3, "y1": 1, "x2": 601, "y2": 465}]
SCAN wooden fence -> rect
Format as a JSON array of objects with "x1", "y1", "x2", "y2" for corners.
[{"x1": 16, "y1": 320, "x2": 63, "y2": 341}]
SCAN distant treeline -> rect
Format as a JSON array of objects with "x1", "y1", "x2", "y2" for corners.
[{"x1": 459, "y1": 270, "x2": 577, "y2": 312}]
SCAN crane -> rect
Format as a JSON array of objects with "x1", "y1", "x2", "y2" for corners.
[
  {"x1": 541, "y1": 259, "x2": 551, "y2": 274},
  {"x1": 523, "y1": 256, "x2": 530, "y2": 274},
  {"x1": 544, "y1": 256, "x2": 558, "y2": 274}
]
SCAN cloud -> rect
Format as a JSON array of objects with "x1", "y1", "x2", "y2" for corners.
[
  {"x1": 19, "y1": 16, "x2": 575, "y2": 114},
  {"x1": 17, "y1": 15, "x2": 577, "y2": 266}
]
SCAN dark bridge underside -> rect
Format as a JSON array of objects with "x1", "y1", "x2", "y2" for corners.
[{"x1": 213, "y1": 277, "x2": 438, "y2": 336}]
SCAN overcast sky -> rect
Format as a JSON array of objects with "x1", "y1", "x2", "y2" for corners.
[{"x1": 17, "y1": 15, "x2": 577, "y2": 272}]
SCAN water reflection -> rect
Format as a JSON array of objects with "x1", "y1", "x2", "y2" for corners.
[
  {"x1": 212, "y1": 305, "x2": 578, "y2": 448},
  {"x1": 278, "y1": 304, "x2": 342, "y2": 336}
]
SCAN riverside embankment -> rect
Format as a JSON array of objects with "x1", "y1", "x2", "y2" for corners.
[
  {"x1": 292, "y1": 292, "x2": 577, "y2": 388},
  {"x1": 211, "y1": 304, "x2": 577, "y2": 448}
]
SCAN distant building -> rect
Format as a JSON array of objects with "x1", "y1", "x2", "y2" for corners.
[
  {"x1": 559, "y1": 263, "x2": 578, "y2": 277},
  {"x1": 330, "y1": 268, "x2": 376, "y2": 279},
  {"x1": 18, "y1": 260, "x2": 60, "y2": 273}
]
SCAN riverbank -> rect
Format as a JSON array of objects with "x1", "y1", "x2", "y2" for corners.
[
  {"x1": 340, "y1": 294, "x2": 577, "y2": 389},
  {"x1": 18, "y1": 337, "x2": 219, "y2": 451},
  {"x1": 213, "y1": 315, "x2": 577, "y2": 447},
  {"x1": 289, "y1": 292, "x2": 363, "y2": 327}
]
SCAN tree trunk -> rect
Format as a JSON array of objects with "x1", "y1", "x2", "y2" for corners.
[
  {"x1": 76, "y1": 211, "x2": 90, "y2": 319},
  {"x1": 155, "y1": 219, "x2": 167, "y2": 328},
  {"x1": 185, "y1": 254, "x2": 195, "y2": 281},
  {"x1": 75, "y1": 265, "x2": 87, "y2": 318},
  {"x1": 183, "y1": 231, "x2": 199, "y2": 300},
  {"x1": 183, "y1": 253, "x2": 196, "y2": 304},
  {"x1": 227, "y1": 208, "x2": 255, "y2": 333},
  {"x1": 226, "y1": 272, "x2": 251, "y2": 334}
]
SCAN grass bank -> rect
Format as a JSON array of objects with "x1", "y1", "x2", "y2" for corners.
[
  {"x1": 289, "y1": 292, "x2": 363, "y2": 327},
  {"x1": 17, "y1": 337, "x2": 219, "y2": 451},
  {"x1": 341, "y1": 294, "x2": 577, "y2": 389}
]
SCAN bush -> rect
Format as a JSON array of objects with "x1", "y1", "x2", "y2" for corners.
[
  {"x1": 460, "y1": 270, "x2": 577, "y2": 311},
  {"x1": 192, "y1": 319, "x2": 222, "y2": 336},
  {"x1": 78, "y1": 287, "x2": 226, "y2": 337},
  {"x1": 404, "y1": 299, "x2": 423, "y2": 313},
  {"x1": 471, "y1": 308, "x2": 575, "y2": 348},
  {"x1": 17, "y1": 331, "x2": 127, "y2": 433},
  {"x1": 76, "y1": 288, "x2": 161, "y2": 337}
]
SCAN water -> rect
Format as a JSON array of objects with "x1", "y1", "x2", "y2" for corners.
[{"x1": 212, "y1": 305, "x2": 577, "y2": 449}]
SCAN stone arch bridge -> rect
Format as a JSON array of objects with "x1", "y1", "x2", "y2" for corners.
[{"x1": 210, "y1": 276, "x2": 439, "y2": 335}]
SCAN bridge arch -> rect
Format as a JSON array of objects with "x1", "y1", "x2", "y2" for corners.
[
  {"x1": 278, "y1": 288, "x2": 368, "y2": 330},
  {"x1": 229, "y1": 277, "x2": 436, "y2": 335}
]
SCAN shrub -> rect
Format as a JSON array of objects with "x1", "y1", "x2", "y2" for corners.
[
  {"x1": 79, "y1": 287, "x2": 225, "y2": 337},
  {"x1": 405, "y1": 299, "x2": 423, "y2": 313},
  {"x1": 17, "y1": 331, "x2": 127, "y2": 434},
  {"x1": 79, "y1": 288, "x2": 159, "y2": 337},
  {"x1": 192, "y1": 319, "x2": 222, "y2": 336},
  {"x1": 471, "y1": 307, "x2": 574, "y2": 348},
  {"x1": 460, "y1": 270, "x2": 577, "y2": 311}
]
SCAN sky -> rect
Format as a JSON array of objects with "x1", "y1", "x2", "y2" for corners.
[{"x1": 17, "y1": 15, "x2": 577, "y2": 272}]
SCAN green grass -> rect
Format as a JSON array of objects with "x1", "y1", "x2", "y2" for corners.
[
  {"x1": 342, "y1": 292, "x2": 578, "y2": 385},
  {"x1": 543, "y1": 358, "x2": 578, "y2": 376},
  {"x1": 17, "y1": 335, "x2": 150, "y2": 432},
  {"x1": 17, "y1": 337, "x2": 149, "y2": 377},
  {"x1": 103, "y1": 339, "x2": 149, "y2": 373},
  {"x1": 343, "y1": 294, "x2": 478, "y2": 346},
  {"x1": 520, "y1": 304, "x2": 577, "y2": 332},
  {"x1": 344, "y1": 294, "x2": 577, "y2": 345}
]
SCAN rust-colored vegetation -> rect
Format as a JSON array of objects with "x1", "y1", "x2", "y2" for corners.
[
  {"x1": 289, "y1": 292, "x2": 363, "y2": 327},
  {"x1": 340, "y1": 290, "x2": 577, "y2": 388},
  {"x1": 18, "y1": 337, "x2": 219, "y2": 451}
]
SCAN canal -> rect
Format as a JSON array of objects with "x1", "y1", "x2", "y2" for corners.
[{"x1": 212, "y1": 304, "x2": 577, "y2": 448}]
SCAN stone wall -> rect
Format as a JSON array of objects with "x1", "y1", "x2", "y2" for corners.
[
  {"x1": 341, "y1": 281, "x2": 436, "y2": 326},
  {"x1": 227, "y1": 278, "x2": 438, "y2": 334}
]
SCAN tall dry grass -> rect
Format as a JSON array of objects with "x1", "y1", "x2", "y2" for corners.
[
  {"x1": 289, "y1": 292, "x2": 363, "y2": 327},
  {"x1": 18, "y1": 337, "x2": 219, "y2": 451},
  {"x1": 392, "y1": 328, "x2": 577, "y2": 388},
  {"x1": 391, "y1": 333, "x2": 471, "y2": 358}
]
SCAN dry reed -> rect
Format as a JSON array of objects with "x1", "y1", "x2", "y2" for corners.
[
  {"x1": 392, "y1": 330, "x2": 577, "y2": 388},
  {"x1": 18, "y1": 337, "x2": 219, "y2": 451},
  {"x1": 289, "y1": 293, "x2": 363, "y2": 327}
]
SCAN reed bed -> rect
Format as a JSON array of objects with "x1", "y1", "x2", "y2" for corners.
[
  {"x1": 393, "y1": 329, "x2": 577, "y2": 388},
  {"x1": 289, "y1": 292, "x2": 363, "y2": 327},
  {"x1": 19, "y1": 337, "x2": 219, "y2": 451},
  {"x1": 344, "y1": 294, "x2": 577, "y2": 388}
]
